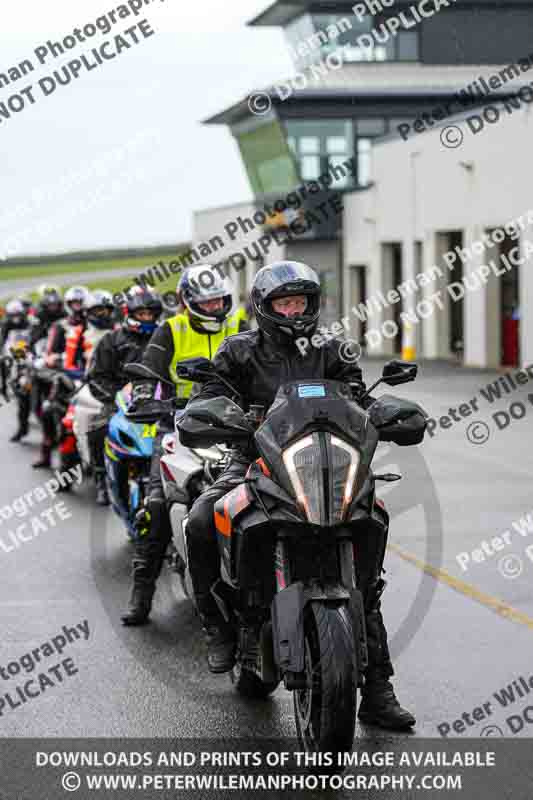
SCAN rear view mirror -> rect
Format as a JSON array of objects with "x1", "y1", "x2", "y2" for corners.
[{"x1": 382, "y1": 360, "x2": 418, "y2": 386}]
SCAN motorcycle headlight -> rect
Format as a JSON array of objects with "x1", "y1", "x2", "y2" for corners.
[
  {"x1": 282, "y1": 433, "x2": 361, "y2": 525},
  {"x1": 283, "y1": 434, "x2": 323, "y2": 524},
  {"x1": 330, "y1": 436, "x2": 360, "y2": 523}
]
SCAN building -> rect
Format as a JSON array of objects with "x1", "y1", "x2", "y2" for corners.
[
  {"x1": 194, "y1": 0, "x2": 533, "y2": 350},
  {"x1": 343, "y1": 98, "x2": 533, "y2": 368}
]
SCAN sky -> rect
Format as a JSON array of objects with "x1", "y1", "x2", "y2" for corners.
[{"x1": 0, "y1": 0, "x2": 294, "y2": 257}]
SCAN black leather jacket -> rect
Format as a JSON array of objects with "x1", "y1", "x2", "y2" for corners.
[
  {"x1": 186, "y1": 328, "x2": 367, "y2": 414},
  {"x1": 87, "y1": 326, "x2": 153, "y2": 405}
]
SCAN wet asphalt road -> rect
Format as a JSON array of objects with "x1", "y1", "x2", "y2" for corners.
[{"x1": 0, "y1": 359, "x2": 532, "y2": 792}]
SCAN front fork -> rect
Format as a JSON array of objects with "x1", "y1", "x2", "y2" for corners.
[
  {"x1": 274, "y1": 539, "x2": 290, "y2": 592},
  {"x1": 273, "y1": 535, "x2": 371, "y2": 688}
]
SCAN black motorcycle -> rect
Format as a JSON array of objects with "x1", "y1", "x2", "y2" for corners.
[{"x1": 174, "y1": 357, "x2": 428, "y2": 759}]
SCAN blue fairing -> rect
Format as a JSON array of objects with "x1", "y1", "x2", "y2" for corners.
[{"x1": 104, "y1": 388, "x2": 156, "y2": 540}]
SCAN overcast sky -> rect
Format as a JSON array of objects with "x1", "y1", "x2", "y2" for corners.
[{"x1": 0, "y1": 0, "x2": 293, "y2": 257}]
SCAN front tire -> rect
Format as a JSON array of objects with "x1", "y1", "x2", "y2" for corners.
[{"x1": 294, "y1": 602, "x2": 357, "y2": 760}]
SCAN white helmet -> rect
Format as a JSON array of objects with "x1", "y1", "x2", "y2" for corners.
[{"x1": 178, "y1": 264, "x2": 233, "y2": 333}]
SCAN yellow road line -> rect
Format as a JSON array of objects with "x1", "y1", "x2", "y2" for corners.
[{"x1": 388, "y1": 543, "x2": 533, "y2": 631}]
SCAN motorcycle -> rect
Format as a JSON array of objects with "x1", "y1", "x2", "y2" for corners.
[
  {"x1": 103, "y1": 384, "x2": 157, "y2": 540},
  {"x1": 165, "y1": 357, "x2": 427, "y2": 760},
  {"x1": 120, "y1": 361, "x2": 228, "y2": 582},
  {"x1": 58, "y1": 384, "x2": 103, "y2": 477},
  {"x1": 160, "y1": 431, "x2": 229, "y2": 596}
]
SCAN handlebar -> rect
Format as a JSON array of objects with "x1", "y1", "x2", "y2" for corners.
[{"x1": 125, "y1": 397, "x2": 187, "y2": 424}]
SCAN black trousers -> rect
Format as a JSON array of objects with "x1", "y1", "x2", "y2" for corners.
[
  {"x1": 129, "y1": 423, "x2": 174, "y2": 588},
  {"x1": 87, "y1": 405, "x2": 115, "y2": 471},
  {"x1": 15, "y1": 392, "x2": 31, "y2": 430},
  {"x1": 186, "y1": 458, "x2": 394, "y2": 678}
]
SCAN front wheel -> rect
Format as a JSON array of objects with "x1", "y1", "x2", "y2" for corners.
[{"x1": 294, "y1": 602, "x2": 357, "y2": 760}]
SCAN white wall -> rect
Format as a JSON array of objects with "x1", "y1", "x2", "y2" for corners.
[{"x1": 343, "y1": 101, "x2": 533, "y2": 368}]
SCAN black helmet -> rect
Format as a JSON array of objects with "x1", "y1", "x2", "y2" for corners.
[
  {"x1": 125, "y1": 287, "x2": 162, "y2": 335},
  {"x1": 86, "y1": 289, "x2": 115, "y2": 330},
  {"x1": 38, "y1": 287, "x2": 64, "y2": 321},
  {"x1": 178, "y1": 264, "x2": 233, "y2": 333},
  {"x1": 251, "y1": 261, "x2": 321, "y2": 344}
]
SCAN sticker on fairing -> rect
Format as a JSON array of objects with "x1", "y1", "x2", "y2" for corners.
[{"x1": 298, "y1": 385, "x2": 326, "y2": 398}]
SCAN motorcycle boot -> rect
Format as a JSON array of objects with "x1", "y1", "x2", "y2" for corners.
[
  {"x1": 120, "y1": 540, "x2": 159, "y2": 626},
  {"x1": 11, "y1": 394, "x2": 31, "y2": 442},
  {"x1": 94, "y1": 468, "x2": 110, "y2": 506},
  {"x1": 358, "y1": 579, "x2": 416, "y2": 730},
  {"x1": 196, "y1": 593, "x2": 236, "y2": 674},
  {"x1": 10, "y1": 423, "x2": 29, "y2": 442},
  {"x1": 32, "y1": 441, "x2": 52, "y2": 469},
  {"x1": 121, "y1": 495, "x2": 171, "y2": 626}
]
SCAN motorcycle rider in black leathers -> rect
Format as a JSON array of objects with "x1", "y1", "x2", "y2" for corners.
[
  {"x1": 121, "y1": 265, "x2": 249, "y2": 626},
  {"x1": 182, "y1": 261, "x2": 415, "y2": 731},
  {"x1": 29, "y1": 285, "x2": 66, "y2": 351},
  {"x1": 32, "y1": 286, "x2": 89, "y2": 469},
  {"x1": 8, "y1": 286, "x2": 66, "y2": 447},
  {"x1": 86, "y1": 288, "x2": 163, "y2": 506},
  {"x1": 1, "y1": 300, "x2": 33, "y2": 442}
]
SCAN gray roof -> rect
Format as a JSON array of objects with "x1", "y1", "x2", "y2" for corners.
[{"x1": 204, "y1": 62, "x2": 527, "y2": 125}]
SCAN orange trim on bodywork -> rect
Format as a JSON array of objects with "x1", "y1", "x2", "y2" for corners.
[
  {"x1": 256, "y1": 458, "x2": 271, "y2": 477},
  {"x1": 215, "y1": 498, "x2": 232, "y2": 538},
  {"x1": 233, "y1": 484, "x2": 250, "y2": 514}
]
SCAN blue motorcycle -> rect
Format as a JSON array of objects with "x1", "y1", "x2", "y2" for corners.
[{"x1": 104, "y1": 386, "x2": 157, "y2": 540}]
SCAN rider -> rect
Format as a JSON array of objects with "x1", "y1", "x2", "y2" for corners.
[
  {"x1": 86, "y1": 288, "x2": 163, "y2": 506},
  {"x1": 30, "y1": 285, "x2": 65, "y2": 348},
  {"x1": 32, "y1": 286, "x2": 88, "y2": 469},
  {"x1": 182, "y1": 261, "x2": 415, "y2": 731},
  {"x1": 1, "y1": 300, "x2": 33, "y2": 442},
  {"x1": 64, "y1": 289, "x2": 116, "y2": 373},
  {"x1": 121, "y1": 264, "x2": 249, "y2": 626}
]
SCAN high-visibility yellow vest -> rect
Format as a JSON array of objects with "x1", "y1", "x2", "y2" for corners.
[
  {"x1": 233, "y1": 306, "x2": 249, "y2": 326},
  {"x1": 167, "y1": 311, "x2": 242, "y2": 399}
]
